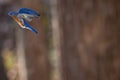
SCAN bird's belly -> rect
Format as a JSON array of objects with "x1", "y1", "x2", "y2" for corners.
[{"x1": 12, "y1": 16, "x2": 26, "y2": 28}]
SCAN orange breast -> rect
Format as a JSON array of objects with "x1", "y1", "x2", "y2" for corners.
[{"x1": 12, "y1": 16, "x2": 25, "y2": 28}]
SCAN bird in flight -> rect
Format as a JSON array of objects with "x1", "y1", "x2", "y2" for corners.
[{"x1": 8, "y1": 8, "x2": 40, "y2": 34}]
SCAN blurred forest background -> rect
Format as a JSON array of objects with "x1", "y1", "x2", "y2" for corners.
[{"x1": 0, "y1": 0, "x2": 120, "y2": 80}]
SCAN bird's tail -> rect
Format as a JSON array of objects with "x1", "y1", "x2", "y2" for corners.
[
  {"x1": 26, "y1": 25, "x2": 38, "y2": 34},
  {"x1": 23, "y1": 19, "x2": 38, "y2": 34}
]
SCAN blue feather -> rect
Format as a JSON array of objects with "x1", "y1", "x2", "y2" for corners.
[
  {"x1": 19, "y1": 8, "x2": 40, "y2": 16},
  {"x1": 23, "y1": 19, "x2": 38, "y2": 34},
  {"x1": 8, "y1": 11, "x2": 18, "y2": 16}
]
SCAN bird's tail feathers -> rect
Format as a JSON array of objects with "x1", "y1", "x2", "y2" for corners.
[
  {"x1": 23, "y1": 19, "x2": 38, "y2": 34},
  {"x1": 26, "y1": 26, "x2": 38, "y2": 34}
]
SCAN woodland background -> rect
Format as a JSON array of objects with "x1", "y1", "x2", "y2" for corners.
[{"x1": 0, "y1": 0, "x2": 120, "y2": 80}]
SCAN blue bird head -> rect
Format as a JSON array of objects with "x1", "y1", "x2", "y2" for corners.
[{"x1": 8, "y1": 11, "x2": 18, "y2": 16}]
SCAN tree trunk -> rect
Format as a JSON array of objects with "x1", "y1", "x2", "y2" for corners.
[
  {"x1": 58, "y1": 0, "x2": 120, "y2": 80},
  {"x1": 21, "y1": 0, "x2": 50, "y2": 80},
  {"x1": 49, "y1": 0, "x2": 62, "y2": 80}
]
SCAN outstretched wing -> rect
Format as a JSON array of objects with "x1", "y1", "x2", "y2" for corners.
[
  {"x1": 23, "y1": 19, "x2": 38, "y2": 34},
  {"x1": 18, "y1": 8, "x2": 40, "y2": 17}
]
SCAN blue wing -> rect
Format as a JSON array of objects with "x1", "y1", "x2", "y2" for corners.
[
  {"x1": 18, "y1": 8, "x2": 40, "y2": 17},
  {"x1": 23, "y1": 19, "x2": 38, "y2": 34}
]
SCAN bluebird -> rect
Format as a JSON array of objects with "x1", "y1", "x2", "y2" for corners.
[{"x1": 8, "y1": 8, "x2": 40, "y2": 34}]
